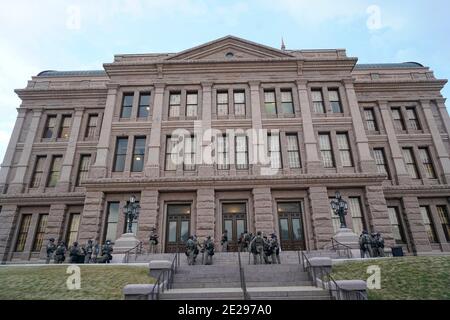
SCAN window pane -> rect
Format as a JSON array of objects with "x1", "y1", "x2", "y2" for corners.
[
  {"x1": 85, "y1": 115, "x2": 98, "y2": 138},
  {"x1": 66, "y1": 214, "x2": 80, "y2": 246},
  {"x1": 234, "y1": 91, "x2": 245, "y2": 104},
  {"x1": 180, "y1": 221, "x2": 189, "y2": 242},
  {"x1": 31, "y1": 156, "x2": 47, "y2": 188},
  {"x1": 217, "y1": 92, "x2": 228, "y2": 104},
  {"x1": 292, "y1": 218, "x2": 302, "y2": 240},
  {"x1": 138, "y1": 93, "x2": 151, "y2": 118},
  {"x1": 437, "y1": 206, "x2": 450, "y2": 242},
  {"x1": 264, "y1": 91, "x2": 277, "y2": 115},
  {"x1": 402, "y1": 148, "x2": 419, "y2": 179},
  {"x1": 420, "y1": 206, "x2": 438, "y2": 243},
  {"x1": 237, "y1": 220, "x2": 245, "y2": 239},
  {"x1": 59, "y1": 116, "x2": 72, "y2": 139},
  {"x1": 419, "y1": 148, "x2": 436, "y2": 179},
  {"x1": 132, "y1": 137, "x2": 146, "y2": 172},
  {"x1": 114, "y1": 138, "x2": 128, "y2": 172},
  {"x1": 47, "y1": 156, "x2": 62, "y2": 187},
  {"x1": 281, "y1": 91, "x2": 294, "y2": 114},
  {"x1": 279, "y1": 218, "x2": 289, "y2": 240},
  {"x1": 15, "y1": 215, "x2": 32, "y2": 252},
  {"x1": 329, "y1": 89, "x2": 342, "y2": 113},
  {"x1": 43, "y1": 116, "x2": 57, "y2": 139},
  {"x1": 77, "y1": 155, "x2": 91, "y2": 186},
  {"x1": 105, "y1": 203, "x2": 119, "y2": 242},
  {"x1": 349, "y1": 198, "x2": 364, "y2": 235},
  {"x1": 278, "y1": 202, "x2": 301, "y2": 213},
  {"x1": 32, "y1": 214, "x2": 48, "y2": 252},
  {"x1": 169, "y1": 93, "x2": 181, "y2": 105},
  {"x1": 121, "y1": 94, "x2": 134, "y2": 118},
  {"x1": 168, "y1": 221, "x2": 177, "y2": 242},
  {"x1": 224, "y1": 220, "x2": 233, "y2": 241}
]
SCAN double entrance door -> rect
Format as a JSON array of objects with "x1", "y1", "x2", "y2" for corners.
[
  {"x1": 222, "y1": 203, "x2": 247, "y2": 252},
  {"x1": 165, "y1": 204, "x2": 191, "y2": 253},
  {"x1": 278, "y1": 202, "x2": 306, "y2": 251}
]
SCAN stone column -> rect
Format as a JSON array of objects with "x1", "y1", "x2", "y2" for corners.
[
  {"x1": 196, "y1": 188, "x2": 215, "y2": 239},
  {"x1": 364, "y1": 186, "x2": 395, "y2": 248},
  {"x1": 0, "y1": 205, "x2": 19, "y2": 263},
  {"x1": 343, "y1": 80, "x2": 377, "y2": 173},
  {"x1": 249, "y1": 81, "x2": 263, "y2": 175},
  {"x1": 308, "y1": 187, "x2": 334, "y2": 249},
  {"x1": 78, "y1": 191, "x2": 105, "y2": 244},
  {"x1": 57, "y1": 108, "x2": 84, "y2": 192},
  {"x1": 90, "y1": 86, "x2": 118, "y2": 179},
  {"x1": 46, "y1": 204, "x2": 67, "y2": 243},
  {"x1": 378, "y1": 101, "x2": 411, "y2": 185},
  {"x1": 8, "y1": 109, "x2": 43, "y2": 194},
  {"x1": 137, "y1": 189, "x2": 159, "y2": 245},
  {"x1": 436, "y1": 98, "x2": 450, "y2": 136},
  {"x1": 420, "y1": 100, "x2": 450, "y2": 183},
  {"x1": 145, "y1": 84, "x2": 165, "y2": 177},
  {"x1": 252, "y1": 188, "x2": 275, "y2": 235},
  {"x1": 0, "y1": 109, "x2": 27, "y2": 194},
  {"x1": 297, "y1": 80, "x2": 321, "y2": 173},
  {"x1": 198, "y1": 83, "x2": 214, "y2": 176},
  {"x1": 402, "y1": 196, "x2": 432, "y2": 254}
]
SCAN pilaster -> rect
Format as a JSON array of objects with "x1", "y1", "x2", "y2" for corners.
[
  {"x1": 78, "y1": 191, "x2": 105, "y2": 244},
  {"x1": 145, "y1": 84, "x2": 165, "y2": 177},
  {"x1": 252, "y1": 187, "x2": 275, "y2": 235},
  {"x1": 402, "y1": 196, "x2": 433, "y2": 254},
  {"x1": 196, "y1": 188, "x2": 215, "y2": 239},
  {"x1": 137, "y1": 189, "x2": 159, "y2": 245},
  {"x1": 0, "y1": 205, "x2": 19, "y2": 263},
  {"x1": 308, "y1": 186, "x2": 334, "y2": 249}
]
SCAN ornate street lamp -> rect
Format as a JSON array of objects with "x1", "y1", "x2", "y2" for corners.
[
  {"x1": 330, "y1": 191, "x2": 348, "y2": 229},
  {"x1": 123, "y1": 195, "x2": 140, "y2": 234}
]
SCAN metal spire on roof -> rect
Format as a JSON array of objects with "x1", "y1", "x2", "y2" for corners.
[{"x1": 281, "y1": 38, "x2": 286, "y2": 51}]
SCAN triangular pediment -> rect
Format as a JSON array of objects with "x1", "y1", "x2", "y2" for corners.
[{"x1": 166, "y1": 36, "x2": 295, "y2": 61}]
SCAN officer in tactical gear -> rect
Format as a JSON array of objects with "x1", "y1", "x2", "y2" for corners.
[
  {"x1": 100, "y1": 240, "x2": 114, "y2": 263},
  {"x1": 269, "y1": 233, "x2": 281, "y2": 264},
  {"x1": 69, "y1": 242, "x2": 84, "y2": 263},
  {"x1": 149, "y1": 227, "x2": 159, "y2": 254},
  {"x1": 359, "y1": 230, "x2": 373, "y2": 258},
  {"x1": 244, "y1": 231, "x2": 252, "y2": 252},
  {"x1": 92, "y1": 241, "x2": 100, "y2": 263},
  {"x1": 250, "y1": 231, "x2": 265, "y2": 264},
  {"x1": 84, "y1": 239, "x2": 94, "y2": 264},
  {"x1": 263, "y1": 235, "x2": 272, "y2": 264},
  {"x1": 46, "y1": 238, "x2": 56, "y2": 264},
  {"x1": 202, "y1": 236, "x2": 215, "y2": 265},
  {"x1": 54, "y1": 241, "x2": 66, "y2": 264},
  {"x1": 221, "y1": 230, "x2": 229, "y2": 252},
  {"x1": 186, "y1": 236, "x2": 196, "y2": 265},
  {"x1": 374, "y1": 233, "x2": 385, "y2": 257}
]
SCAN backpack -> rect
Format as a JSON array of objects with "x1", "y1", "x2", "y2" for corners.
[{"x1": 254, "y1": 236, "x2": 264, "y2": 247}]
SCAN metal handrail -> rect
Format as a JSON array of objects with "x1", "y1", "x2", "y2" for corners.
[
  {"x1": 150, "y1": 246, "x2": 179, "y2": 300},
  {"x1": 330, "y1": 238, "x2": 353, "y2": 259},
  {"x1": 123, "y1": 241, "x2": 143, "y2": 263},
  {"x1": 238, "y1": 248, "x2": 249, "y2": 300}
]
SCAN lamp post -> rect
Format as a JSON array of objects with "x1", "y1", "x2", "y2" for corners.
[
  {"x1": 330, "y1": 191, "x2": 348, "y2": 229},
  {"x1": 123, "y1": 195, "x2": 140, "y2": 234}
]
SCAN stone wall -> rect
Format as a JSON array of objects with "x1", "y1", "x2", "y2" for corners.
[
  {"x1": 137, "y1": 189, "x2": 159, "y2": 245},
  {"x1": 308, "y1": 187, "x2": 334, "y2": 249},
  {"x1": 78, "y1": 191, "x2": 105, "y2": 244},
  {"x1": 252, "y1": 188, "x2": 275, "y2": 235},
  {"x1": 196, "y1": 188, "x2": 215, "y2": 239},
  {"x1": 0, "y1": 205, "x2": 19, "y2": 263},
  {"x1": 402, "y1": 196, "x2": 433, "y2": 253}
]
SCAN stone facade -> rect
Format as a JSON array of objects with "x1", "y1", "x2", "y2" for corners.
[{"x1": 0, "y1": 36, "x2": 450, "y2": 262}]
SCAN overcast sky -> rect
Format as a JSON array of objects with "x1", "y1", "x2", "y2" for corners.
[{"x1": 1, "y1": 0, "x2": 449, "y2": 162}]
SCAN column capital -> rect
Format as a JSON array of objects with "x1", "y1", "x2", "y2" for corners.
[
  {"x1": 74, "y1": 106, "x2": 86, "y2": 113},
  {"x1": 248, "y1": 80, "x2": 261, "y2": 88},
  {"x1": 201, "y1": 82, "x2": 213, "y2": 90},
  {"x1": 435, "y1": 98, "x2": 447, "y2": 105},
  {"x1": 377, "y1": 100, "x2": 389, "y2": 109},
  {"x1": 106, "y1": 83, "x2": 120, "y2": 91},
  {"x1": 296, "y1": 79, "x2": 308, "y2": 88},
  {"x1": 342, "y1": 78, "x2": 355, "y2": 86},
  {"x1": 154, "y1": 82, "x2": 166, "y2": 90},
  {"x1": 420, "y1": 99, "x2": 431, "y2": 106}
]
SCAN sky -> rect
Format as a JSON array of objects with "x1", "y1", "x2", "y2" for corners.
[{"x1": 0, "y1": 0, "x2": 449, "y2": 162}]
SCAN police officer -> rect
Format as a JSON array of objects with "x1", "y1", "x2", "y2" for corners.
[
  {"x1": 250, "y1": 231, "x2": 265, "y2": 265},
  {"x1": 101, "y1": 240, "x2": 114, "y2": 263},
  {"x1": 186, "y1": 236, "x2": 196, "y2": 265},
  {"x1": 84, "y1": 239, "x2": 94, "y2": 264},
  {"x1": 203, "y1": 236, "x2": 215, "y2": 265},
  {"x1": 263, "y1": 235, "x2": 272, "y2": 264},
  {"x1": 45, "y1": 238, "x2": 56, "y2": 264},
  {"x1": 69, "y1": 242, "x2": 82, "y2": 263},
  {"x1": 359, "y1": 231, "x2": 373, "y2": 258},
  {"x1": 244, "y1": 231, "x2": 252, "y2": 253},
  {"x1": 375, "y1": 233, "x2": 385, "y2": 257},
  {"x1": 149, "y1": 227, "x2": 159, "y2": 254},
  {"x1": 269, "y1": 233, "x2": 281, "y2": 264},
  {"x1": 221, "y1": 230, "x2": 229, "y2": 252},
  {"x1": 54, "y1": 241, "x2": 67, "y2": 264}
]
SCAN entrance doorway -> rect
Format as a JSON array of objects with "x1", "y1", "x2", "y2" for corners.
[
  {"x1": 277, "y1": 202, "x2": 306, "y2": 251},
  {"x1": 165, "y1": 204, "x2": 191, "y2": 253},
  {"x1": 222, "y1": 203, "x2": 247, "y2": 252}
]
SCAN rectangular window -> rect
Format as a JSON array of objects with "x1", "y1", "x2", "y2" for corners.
[
  {"x1": 268, "y1": 134, "x2": 282, "y2": 169},
  {"x1": 329, "y1": 89, "x2": 342, "y2": 113},
  {"x1": 76, "y1": 155, "x2": 91, "y2": 186},
  {"x1": 217, "y1": 92, "x2": 229, "y2": 116},
  {"x1": 349, "y1": 197, "x2": 364, "y2": 235},
  {"x1": 364, "y1": 108, "x2": 378, "y2": 131},
  {"x1": 234, "y1": 91, "x2": 246, "y2": 116},
  {"x1": 43, "y1": 115, "x2": 57, "y2": 139},
  {"x1": 388, "y1": 207, "x2": 406, "y2": 244},
  {"x1": 391, "y1": 108, "x2": 405, "y2": 131},
  {"x1": 402, "y1": 148, "x2": 419, "y2": 179},
  {"x1": 437, "y1": 206, "x2": 450, "y2": 242},
  {"x1": 406, "y1": 107, "x2": 421, "y2": 130},
  {"x1": 15, "y1": 215, "x2": 32, "y2": 252},
  {"x1": 121, "y1": 93, "x2": 134, "y2": 118},
  {"x1": 311, "y1": 89, "x2": 325, "y2": 113},
  {"x1": 131, "y1": 137, "x2": 146, "y2": 172},
  {"x1": 66, "y1": 213, "x2": 81, "y2": 246},
  {"x1": 138, "y1": 92, "x2": 151, "y2": 118},
  {"x1": 32, "y1": 214, "x2": 48, "y2": 252},
  {"x1": 165, "y1": 136, "x2": 179, "y2": 171},
  {"x1": 281, "y1": 90, "x2": 294, "y2": 114},
  {"x1": 217, "y1": 135, "x2": 229, "y2": 170},
  {"x1": 58, "y1": 115, "x2": 72, "y2": 139},
  {"x1": 330, "y1": 198, "x2": 341, "y2": 232},
  {"x1": 184, "y1": 135, "x2": 196, "y2": 171},
  {"x1": 169, "y1": 92, "x2": 181, "y2": 118},
  {"x1": 418, "y1": 147, "x2": 436, "y2": 179},
  {"x1": 420, "y1": 206, "x2": 438, "y2": 243},
  {"x1": 85, "y1": 114, "x2": 98, "y2": 139},
  {"x1": 373, "y1": 148, "x2": 390, "y2": 178},
  {"x1": 113, "y1": 137, "x2": 128, "y2": 172},
  {"x1": 47, "y1": 156, "x2": 62, "y2": 188},
  {"x1": 286, "y1": 134, "x2": 301, "y2": 168},
  {"x1": 319, "y1": 133, "x2": 334, "y2": 168},
  {"x1": 104, "y1": 203, "x2": 119, "y2": 243},
  {"x1": 236, "y1": 136, "x2": 249, "y2": 170},
  {"x1": 186, "y1": 92, "x2": 198, "y2": 117},
  {"x1": 30, "y1": 156, "x2": 47, "y2": 188},
  {"x1": 264, "y1": 90, "x2": 277, "y2": 115},
  {"x1": 337, "y1": 133, "x2": 353, "y2": 167}
]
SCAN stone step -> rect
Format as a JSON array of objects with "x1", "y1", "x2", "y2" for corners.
[{"x1": 172, "y1": 280, "x2": 313, "y2": 289}]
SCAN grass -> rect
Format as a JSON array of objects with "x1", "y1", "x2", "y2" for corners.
[
  {"x1": 0, "y1": 265, "x2": 154, "y2": 300},
  {"x1": 330, "y1": 256, "x2": 450, "y2": 300}
]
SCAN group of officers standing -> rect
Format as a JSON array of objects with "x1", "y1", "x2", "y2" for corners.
[
  {"x1": 45, "y1": 238, "x2": 114, "y2": 264},
  {"x1": 359, "y1": 231, "x2": 386, "y2": 258}
]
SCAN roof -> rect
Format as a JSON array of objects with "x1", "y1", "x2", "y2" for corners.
[{"x1": 354, "y1": 62, "x2": 424, "y2": 69}]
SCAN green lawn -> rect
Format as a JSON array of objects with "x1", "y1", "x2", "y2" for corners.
[
  {"x1": 0, "y1": 265, "x2": 154, "y2": 300},
  {"x1": 330, "y1": 256, "x2": 450, "y2": 300}
]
